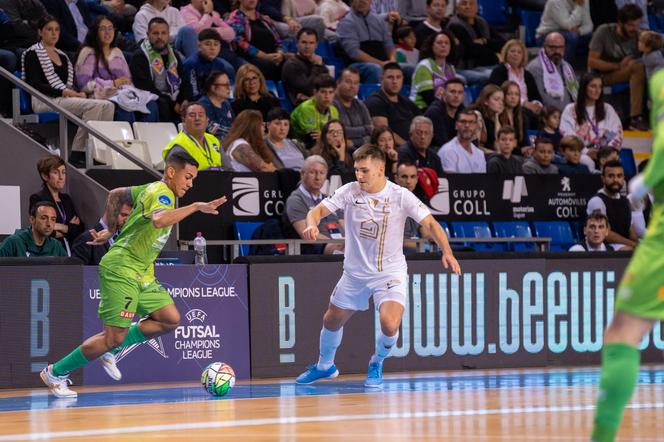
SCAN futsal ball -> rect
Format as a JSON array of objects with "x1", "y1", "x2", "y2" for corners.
[{"x1": 201, "y1": 362, "x2": 235, "y2": 396}]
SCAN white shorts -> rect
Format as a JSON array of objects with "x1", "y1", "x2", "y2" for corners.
[{"x1": 330, "y1": 271, "x2": 408, "y2": 311}]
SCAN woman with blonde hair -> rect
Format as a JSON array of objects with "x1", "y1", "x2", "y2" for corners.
[
  {"x1": 222, "y1": 109, "x2": 277, "y2": 172},
  {"x1": 231, "y1": 63, "x2": 280, "y2": 119},
  {"x1": 489, "y1": 39, "x2": 542, "y2": 118}
]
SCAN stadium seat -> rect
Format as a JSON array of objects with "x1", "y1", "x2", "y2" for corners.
[
  {"x1": 532, "y1": 221, "x2": 575, "y2": 252},
  {"x1": 13, "y1": 72, "x2": 59, "y2": 124},
  {"x1": 400, "y1": 84, "x2": 411, "y2": 98},
  {"x1": 492, "y1": 221, "x2": 536, "y2": 252},
  {"x1": 276, "y1": 81, "x2": 292, "y2": 111},
  {"x1": 234, "y1": 221, "x2": 264, "y2": 256},
  {"x1": 438, "y1": 220, "x2": 450, "y2": 238},
  {"x1": 107, "y1": 140, "x2": 150, "y2": 170},
  {"x1": 323, "y1": 57, "x2": 345, "y2": 79},
  {"x1": 358, "y1": 83, "x2": 380, "y2": 100},
  {"x1": 478, "y1": 0, "x2": 509, "y2": 27},
  {"x1": 316, "y1": 41, "x2": 333, "y2": 58},
  {"x1": 450, "y1": 221, "x2": 506, "y2": 252},
  {"x1": 87, "y1": 120, "x2": 134, "y2": 164},
  {"x1": 132, "y1": 122, "x2": 179, "y2": 170},
  {"x1": 519, "y1": 9, "x2": 543, "y2": 47},
  {"x1": 569, "y1": 220, "x2": 584, "y2": 243},
  {"x1": 619, "y1": 147, "x2": 637, "y2": 179},
  {"x1": 265, "y1": 80, "x2": 280, "y2": 98}
]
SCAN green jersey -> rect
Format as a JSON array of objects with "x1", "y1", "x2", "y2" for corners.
[{"x1": 100, "y1": 181, "x2": 175, "y2": 283}]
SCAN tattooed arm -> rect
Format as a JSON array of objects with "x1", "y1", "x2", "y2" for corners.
[{"x1": 232, "y1": 143, "x2": 277, "y2": 172}]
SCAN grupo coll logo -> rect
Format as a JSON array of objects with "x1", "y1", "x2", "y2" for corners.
[
  {"x1": 429, "y1": 178, "x2": 490, "y2": 216},
  {"x1": 232, "y1": 177, "x2": 260, "y2": 216}
]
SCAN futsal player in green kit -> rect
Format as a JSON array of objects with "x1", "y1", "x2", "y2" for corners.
[
  {"x1": 40, "y1": 151, "x2": 227, "y2": 398},
  {"x1": 591, "y1": 69, "x2": 664, "y2": 441}
]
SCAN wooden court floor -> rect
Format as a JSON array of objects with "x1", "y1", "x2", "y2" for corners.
[{"x1": 1, "y1": 365, "x2": 663, "y2": 441}]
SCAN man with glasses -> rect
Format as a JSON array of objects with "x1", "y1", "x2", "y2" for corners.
[
  {"x1": 438, "y1": 109, "x2": 486, "y2": 173},
  {"x1": 526, "y1": 32, "x2": 579, "y2": 110}
]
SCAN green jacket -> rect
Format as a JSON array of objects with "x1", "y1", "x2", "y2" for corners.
[
  {"x1": 0, "y1": 228, "x2": 67, "y2": 257},
  {"x1": 290, "y1": 97, "x2": 339, "y2": 141},
  {"x1": 162, "y1": 131, "x2": 223, "y2": 171}
]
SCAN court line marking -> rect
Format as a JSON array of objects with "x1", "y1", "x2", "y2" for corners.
[{"x1": 1, "y1": 402, "x2": 663, "y2": 441}]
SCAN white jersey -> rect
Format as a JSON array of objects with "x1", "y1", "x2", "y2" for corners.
[{"x1": 322, "y1": 180, "x2": 431, "y2": 278}]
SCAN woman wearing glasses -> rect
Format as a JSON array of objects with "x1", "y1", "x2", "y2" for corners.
[
  {"x1": 198, "y1": 71, "x2": 234, "y2": 141},
  {"x1": 312, "y1": 119, "x2": 352, "y2": 176},
  {"x1": 231, "y1": 64, "x2": 280, "y2": 119}
]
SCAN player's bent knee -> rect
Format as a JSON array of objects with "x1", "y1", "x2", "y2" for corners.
[{"x1": 105, "y1": 331, "x2": 127, "y2": 349}]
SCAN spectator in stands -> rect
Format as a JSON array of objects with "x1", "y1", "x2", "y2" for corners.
[
  {"x1": 334, "y1": 67, "x2": 373, "y2": 150},
  {"x1": 130, "y1": 17, "x2": 186, "y2": 123},
  {"x1": 638, "y1": 30, "x2": 664, "y2": 80},
  {"x1": 398, "y1": 115, "x2": 444, "y2": 175},
  {"x1": 399, "y1": 0, "x2": 426, "y2": 25},
  {"x1": 554, "y1": 134, "x2": 591, "y2": 174},
  {"x1": 0, "y1": 201, "x2": 67, "y2": 257},
  {"x1": 231, "y1": 63, "x2": 280, "y2": 119},
  {"x1": 490, "y1": 39, "x2": 543, "y2": 119},
  {"x1": 523, "y1": 137, "x2": 559, "y2": 174},
  {"x1": 447, "y1": 0, "x2": 503, "y2": 85},
  {"x1": 182, "y1": 30, "x2": 234, "y2": 103},
  {"x1": 315, "y1": 0, "x2": 349, "y2": 32},
  {"x1": 393, "y1": 158, "x2": 430, "y2": 206},
  {"x1": 559, "y1": 73, "x2": 623, "y2": 172},
  {"x1": 597, "y1": 146, "x2": 620, "y2": 172},
  {"x1": 29, "y1": 154, "x2": 83, "y2": 251},
  {"x1": 336, "y1": 0, "x2": 396, "y2": 83},
  {"x1": 290, "y1": 74, "x2": 339, "y2": 148},
  {"x1": 371, "y1": 126, "x2": 399, "y2": 178},
  {"x1": 284, "y1": 154, "x2": 344, "y2": 254},
  {"x1": 438, "y1": 109, "x2": 486, "y2": 173},
  {"x1": 395, "y1": 26, "x2": 419, "y2": 66},
  {"x1": 586, "y1": 159, "x2": 638, "y2": 250},
  {"x1": 526, "y1": 32, "x2": 579, "y2": 112},
  {"x1": 180, "y1": 0, "x2": 240, "y2": 69},
  {"x1": 410, "y1": 30, "x2": 457, "y2": 110},
  {"x1": 226, "y1": 0, "x2": 285, "y2": 81},
  {"x1": 40, "y1": 0, "x2": 93, "y2": 53},
  {"x1": 501, "y1": 80, "x2": 531, "y2": 152},
  {"x1": 281, "y1": 27, "x2": 329, "y2": 106},
  {"x1": 0, "y1": 0, "x2": 48, "y2": 51},
  {"x1": 311, "y1": 119, "x2": 352, "y2": 175},
  {"x1": 535, "y1": 0, "x2": 593, "y2": 63},
  {"x1": 75, "y1": 17, "x2": 160, "y2": 124},
  {"x1": 486, "y1": 126, "x2": 523, "y2": 174},
  {"x1": 588, "y1": 3, "x2": 648, "y2": 131},
  {"x1": 538, "y1": 106, "x2": 562, "y2": 153},
  {"x1": 162, "y1": 102, "x2": 222, "y2": 169},
  {"x1": 569, "y1": 211, "x2": 614, "y2": 252},
  {"x1": 366, "y1": 62, "x2": 421, "y2": 145},
  {"x1": 133, "y1": 0, "x2": 199, "y2": 58},
  {"x1": 0, "y1": 8, "x2": 15, "y2": 117},
  {"x1": 414, "y1": 0, "x2": 448, "y2": 48},
  {"x1": 471, "y1": 84, "x2": 505, "y2": 153},
  {"x1": 425, "y1": 77, "x2": 465, "y2": 148},
  {"x1": 23, "y1": 17, "x2": 114, "y2": 165},
  {"x1": 71, "y1": 193, "x2": 133, "y2": 265},
  {"x1": 259, "y1": 0, "x2": 327, "y2": 41},
  {"x1": 198, "y1": 71, "x2": 234, "y2": 141},
  {"x1": 222, "y1": 109, "x2": 277, "y2": 171},
  {"x1": 265, "y1": 108, "x2": 307, "y2": 171},
  {"x1": 615, "y1": 0, "x2": 648, "y2": 29}
]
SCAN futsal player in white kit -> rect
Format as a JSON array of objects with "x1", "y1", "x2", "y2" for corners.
[{"x1": 295, "y1": 144, "x2": 461, "y2": 388}]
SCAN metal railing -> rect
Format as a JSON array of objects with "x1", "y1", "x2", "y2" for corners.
[
  {"x1": 0, "y1": 66, "x2": 160, "y2": 179},
  {"x1": 179, "y1": 237, "x2": 552, "y2": 261}
]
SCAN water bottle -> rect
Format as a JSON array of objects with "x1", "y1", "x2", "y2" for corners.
[{"x1": 193, "y1": 232, "x2": 207, "y2": 265}]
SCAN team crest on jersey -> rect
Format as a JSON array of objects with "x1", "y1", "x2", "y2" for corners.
[
  {"x1": 158, "y1": 195, "x2": 172, "y2": 205},
  {"x1": 359, "y1": 219, "x2": 379, "y2": 239},
  {"x1": 368, "y1": 198, "x2": 378, "y2": 208}
]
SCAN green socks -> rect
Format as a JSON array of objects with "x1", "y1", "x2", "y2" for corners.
[
  {"x1": 52, "y1": 347, "x2": 89, "y2": 376},
  {"x1": 591, "y1": 343, "x2": 640, "y2": 442},
  {"x1": 109, "y1": 323, "x2": 147, "y2": 355}
]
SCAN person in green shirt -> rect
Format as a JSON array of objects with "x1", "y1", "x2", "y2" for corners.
[
  {"x1": 0, "y1": 201, "x2": 67, "y2": 257},
  {"x1": 290, "y1": 74, "x2": 339, "y2": 148},
  {"x1": 591, "y1": 68, "x2": 664, "y2": 442},
  {"x1": 40, "y1": 151, "x2": 227, "y2": 398}
]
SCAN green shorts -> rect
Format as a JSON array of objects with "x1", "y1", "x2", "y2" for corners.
[
  {"x1": 615, "y1": 203, "x2": 664, "y2": 320},
  {"x1": 98, "y1": 268, "x2": 174, "y2": 328}
]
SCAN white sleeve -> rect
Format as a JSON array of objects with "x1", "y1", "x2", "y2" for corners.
[
  {"x1": 568, "y1": 244, "x2": 585, "y2": 252},
  {"x1": 559, "y1": 104, "x2": 578, "y2": 137},
  {"x1": 322, "y1": 183, "x2": 353, "y2": 212},
  {"x1": 439, "y1": 147, "x2": 458, "y2": 173},
  {"x1": 580, "y1": 1, "x2": 593, "y2": 35},
  {"x1": 587, "y1": 196, "x2": 606, "y2": 215},
  {"x1": 402, "y1": 189, "x2": 431, "y2": 224}
]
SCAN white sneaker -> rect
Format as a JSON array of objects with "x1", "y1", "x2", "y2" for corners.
[
  {"x1": 100, "y1": 352, "x2": 122, "y2": 381},
  {"x1": 40, "y1": 365, "x2": 77, "y2": 398}
]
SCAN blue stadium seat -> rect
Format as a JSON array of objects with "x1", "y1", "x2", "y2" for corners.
[
  {"x1": 450, "y1": 221, "x2": 506, "y2": 252},
  {"x1": 234, "y1": 221, "x2": 264, "y2": 256},
  {"x1": 265, "y1": 80, "x2": 280, "y2": 98},
  {"x1": 275, "y1": 81, "x2": 292, "y2": 111},
  {"x1": 519, "y1": 9, "x2": 543, "y2": 47},
  {"x1": 358, "y1": 83, "x2": 381, "y2": 100},
  {"x1": 14, "y1": 72, "x2": 59, "y2": 123},
  {"x1": 568, "y1": 220, "x2": 584, "y2": 243},
  {"x1": 492, "y1": 221, "x2": 536, "y2": 252},
  {"x1": 438, "y1": 221, "x2": 450, "y2": 238},
  {"x1": 400, "y1": 84, "x2": 411, "y2": 98},
  {"x1": 478, "y1": 0, "x2": 509, "y2": 27},
  {"x1": 323, "y1": 57, "x2": 344, "y2": 79},
  {"x1": 316, "y1": 41, "x2": 333, "y2": 58},
  {"x1": 619, "y1": 147, "x2": 637, "y2": 178},
  {"x1": 532, "y1": 221, "x2": 575, "y2": 252}
]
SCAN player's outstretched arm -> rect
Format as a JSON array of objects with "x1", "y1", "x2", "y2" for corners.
[
  {"x1": 152, "y1": 196, "x2": 228, "y2": 228},
  {"x1": 302, "y1": 203, "x2": 332, "y2": 240},
  {"x1": 420, "y1": 215, "x2": 461, "y2": 275}
]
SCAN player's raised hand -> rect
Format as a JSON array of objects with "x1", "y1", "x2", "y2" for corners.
[
  {"x1": 87, "y1": 228, "x2": 113, "y2": 245},
  {"x1": 302, "y1": 225, "x2": 319, "y2": 240},
  {"x1": 197, "y1": 196, "x2": 228, "y2": 215},
  {"x1": 441, "y1": 252, "x2": 461, "y2": 275}
]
